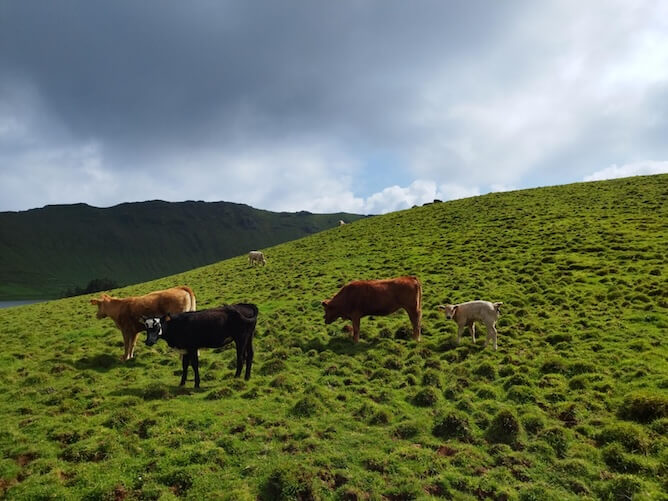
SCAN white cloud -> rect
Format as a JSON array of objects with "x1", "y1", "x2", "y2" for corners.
[
  {"x1": 438, "y1": 183, "x2": 481, "y2": 202},
  {"x1": 583, "y1": 161, "x2": 668, "y2": 182},
  {"x1": 490, "y1": 184, "x2": 516, "y2": 193},
  {"x1": 405, "y1": 0, "x2": 668, "y2": 187},
  {"x1": 306, "y1": 180, "x2": 480, "y2": 215}
]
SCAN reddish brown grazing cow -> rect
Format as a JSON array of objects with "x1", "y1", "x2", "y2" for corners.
[
  {"x1": 90, "y1": 286, "x2": 196, "y2": 361},
  {"x1": 321, "y1": 276, "x2": 422, "y2": 342}
]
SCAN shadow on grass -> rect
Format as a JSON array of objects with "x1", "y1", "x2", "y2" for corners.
[
  {"x1": 74, "y1": 354, "x2": 146, "y2": 372},
  {"x1": 318, "y1": 336, "x2": 379, "y2": 356},
  {"x1": 109, "y1": 384, "x2": 198, "y2": 400}
]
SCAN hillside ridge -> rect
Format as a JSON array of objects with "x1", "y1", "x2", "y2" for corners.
[{"x1": 0, "y1": 200, "x2": 366, "y2": 300}]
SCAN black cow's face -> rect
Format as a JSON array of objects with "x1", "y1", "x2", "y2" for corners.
[{"x1": 143, "y1": 317, "x2": 163, "y2": 346}]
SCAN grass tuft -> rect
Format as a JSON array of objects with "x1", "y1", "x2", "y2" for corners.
[
  {"x1": 618, "y1": 391, "x2": 668, "y2": 423},
  {"x1": 486, "y1": 408, "x2": 523, "y2": 446}
]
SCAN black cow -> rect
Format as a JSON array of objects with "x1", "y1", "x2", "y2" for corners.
[{"x1": 143, "y1": 303, "x2": 258, "y2": 388}]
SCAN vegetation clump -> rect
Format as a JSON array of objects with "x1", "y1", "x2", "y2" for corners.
[
  {"x1": 421, "y1": 368, "x2": 442, "y2": 388},
  {"x1": 261, "y1": 463, "x2": 319, "y2": 500},
  {"x1": 393, "y1": 421, "x2": 420, "y2": 439},
  {"x1": 432, "y1": 410, "x2": 474, "y2": 442},
  {"x1": 259, "y1": 358, "x2": 287, "y2": 375},
  {"x1": 473, "y1": 361, "x2": 497, "y2": 380},
  {"x1": 601, "y1": 443, "x2": 644, "y2": 474},
  {"x1": 618, "y1": 391, "x2": 668, "y2": 423},
  {"x1": 291, "y1": 395, "x2": 322, "y2": 418},
  {"x1": 596, "y1": 422, "x2": 650, "y2": 453},
  {"x1": 412, "y1": 387, "x2": 440, "y2": 407},
  {"x1": 486, "y1": 408, "x2": 523, "y2": 446},
  {"x1": 539, "y1": 426, "x2": 570, "y2": 458}
]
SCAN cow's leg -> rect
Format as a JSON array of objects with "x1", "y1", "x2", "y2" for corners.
[
  {"x1": 483, "y1": 326, "x2": 491, "y2": 349},
  {"x1": 470, "y1": 322, "x2": 476, "y2": 343},
  {"x1": 351, "y1": 315, "x2": 361, "y2": 343},
  {"x1": 488, "y1": 322, "x2": 498, "y2": 350},
  {"x1": 407, "y1": 308, "x2": 421, "y2": 341},
  {"x1": 191, "y1": 351, "x2": 200, "y2": 388},
  {"x1": 128, "y1": 332, "x2": 139, "y2": 359},
  {"x1": 235, "y1": 339, "x2": 244, "y2": 377},
  {"x1": 121, "y1": 331, "x2": 132, "y2": 361},
  {"x1": 244, "y1": 336, "x2": 254, "y2": 380},
  {"x1": 180, "y1": 353, "x2": 190, "y2": 386},
  {"x1": 456, "y1": 325, "x2": 466, "y2": 344}
]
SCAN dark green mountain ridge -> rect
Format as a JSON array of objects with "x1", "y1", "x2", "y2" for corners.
[{"x1": 0, "y1": 200, "x2": 366, "y2": 299}]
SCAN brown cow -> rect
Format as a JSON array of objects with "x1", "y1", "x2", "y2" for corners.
[
  {"x1": 321, "y1": 276, "x2": 422, "y2": 342},
  {"x1": 90, "y1": 286, "x2": 196, "y2": 361}
]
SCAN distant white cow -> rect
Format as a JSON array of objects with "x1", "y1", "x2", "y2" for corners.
[
  {"x1": 338, "y1": 220, "x2": 346, "y2": 226},
  {"x1": 248, "y1": 250, "x2": 267, "y2": 266}
]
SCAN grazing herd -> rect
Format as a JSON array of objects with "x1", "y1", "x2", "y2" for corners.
[{"x1": 90, "y1": 243, "x2": 503, "y2": 387}]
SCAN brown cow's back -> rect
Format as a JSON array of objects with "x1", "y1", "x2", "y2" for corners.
[{"x1": 332, "y1": 276, "x2": 420, "y2": 316}]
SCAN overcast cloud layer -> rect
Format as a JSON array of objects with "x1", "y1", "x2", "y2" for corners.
[{"x1": 1, "y1": 1, "x2": 667, "y2": 214}]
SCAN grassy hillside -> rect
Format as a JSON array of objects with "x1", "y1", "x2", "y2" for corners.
[
  {"x1": 0, "y1": 175, "x2": 666, "y2": 500},
  {"x1": 0, "y1": 201, "x2": 365, "y2": 300}
]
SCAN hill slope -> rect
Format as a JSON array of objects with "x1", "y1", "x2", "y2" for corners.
[
  {"x1": 0, "y1": 175, "x2": 666, "y2": 500},
  {"x1": 0, "y1": 201, "x2": 365, "y2": 299}
]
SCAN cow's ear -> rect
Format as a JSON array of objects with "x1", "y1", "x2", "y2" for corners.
[
  {"x1": 139, "y1": 315, "x2": 147, "y2": 323},
  {"x1": 90, "y1": 298, "x2": 100, "y2": 305},
  {"x1": 321, "y1": 299, "x2": 329, "y2": 307},
  {"x1": 164, "y1": 314, "x2": 172, "y2": 322},
  {"x1": 101, "y1": 294, "x2": 111, "y2": 301}
]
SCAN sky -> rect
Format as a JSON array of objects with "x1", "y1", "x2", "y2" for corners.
[{"x1": 1, "y1": 1, "x2": 667, "y2": 215}]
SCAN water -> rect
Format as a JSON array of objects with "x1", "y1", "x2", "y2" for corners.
[{"x1": 0, "y1": 299, "x2": 49, "y2": 309}]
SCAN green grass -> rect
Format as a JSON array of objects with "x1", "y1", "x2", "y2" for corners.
[{"x1": 0, "y1": 174, "x2": 667, "y2": 500}]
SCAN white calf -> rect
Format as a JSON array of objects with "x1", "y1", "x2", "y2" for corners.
[
  {"x1": 248, "y1": 250, "x2": 266, "y2": 266},
  {"x1": 437, "y1": 300, "x2": 503, "y2": 350}
]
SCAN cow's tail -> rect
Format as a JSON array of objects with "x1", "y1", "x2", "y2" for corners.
[
  {"x1": 414, "y1": 276, "x2": 422, "y2": 333},
  {"x1": 180, "y1": 285, "x2": 197, "y2": 311}
]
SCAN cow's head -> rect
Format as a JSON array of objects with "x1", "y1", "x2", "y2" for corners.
[
  {"x1": 321, "y1": 299, "x2": 338, "y2": 324},
  {"x1": 143, "y1": 315, "x2": 169, "y2": 346},
  {"x1": 90, "y1": 294, "x2": 112, "y2": 319},
  {"x1": 437, "y1": 304, "x2": 457, "y2": 320}
]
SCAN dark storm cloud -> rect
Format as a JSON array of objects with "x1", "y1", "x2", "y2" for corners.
[{"x1": 0, "y1": 1, "x2": 520, "y2": 152}]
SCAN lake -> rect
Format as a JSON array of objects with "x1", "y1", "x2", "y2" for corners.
[{"x1": 0, "y1": 299, "x2": 49, "y2": 309}]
